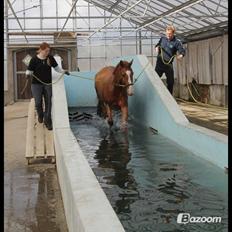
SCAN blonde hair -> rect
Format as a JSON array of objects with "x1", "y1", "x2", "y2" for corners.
[
  {"x1": 166, "y1": 25, "x2": 175, "y2": 33},
  {"x1": 37, "y1": 42, "x2": 50, "y2": 53}
]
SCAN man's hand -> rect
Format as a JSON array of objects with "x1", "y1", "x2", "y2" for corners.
[
  {"x1": 177, "y1": 54, "x2": 183, "y2": 60},
  {"x1": 65, "y1": 71, "x2": 70, "y2": 75}
]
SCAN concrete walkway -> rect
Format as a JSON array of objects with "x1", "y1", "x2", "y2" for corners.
[
  {"x1": 4, "y1": 102, "x2": 68, "y2": 232},
  {"x1": 176, "y1": 99, "x2": 228, "y2": 135}
]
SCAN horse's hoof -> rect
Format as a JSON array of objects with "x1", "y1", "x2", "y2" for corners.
[
  {"x1": 120, "y1": 127, "x2": 128, "y2": 133},
  {"x1": 108, "y1": 120, "x2": 113, "y2": 127},
  {"x1": 120, "y1": 122, "x2": 128, "y2": 131}
]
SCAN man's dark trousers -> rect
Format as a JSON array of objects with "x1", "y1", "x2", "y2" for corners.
[{"x1": 155, "y1": 56, "x2": 174, "y2": 94}]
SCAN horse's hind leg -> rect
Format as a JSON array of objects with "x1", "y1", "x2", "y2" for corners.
[
  {"x1": 97, "y1": 100, "x2": 102, "y2": 117},
  {"x1": 97, "y1": 101, "x2": 108, "y2": 119},
  {"x1": 106, "y1": 105, "x2": 113, "y2": 127}
]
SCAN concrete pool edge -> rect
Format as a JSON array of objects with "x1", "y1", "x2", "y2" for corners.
[{"x1": 52, "y1": 59, "x2": 125, "y2": 232}]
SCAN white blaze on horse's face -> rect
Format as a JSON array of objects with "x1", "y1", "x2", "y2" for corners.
[{"x1": 126, "y1": 70, "x2": 134, "y2": 96}]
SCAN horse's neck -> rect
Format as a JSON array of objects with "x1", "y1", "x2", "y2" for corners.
[
  {"x1": 111, "y1": 67, "x2": 127, "y2": 97},
  {"x1": 113, "y1": 68, "x2": 121, "y2": 85}
]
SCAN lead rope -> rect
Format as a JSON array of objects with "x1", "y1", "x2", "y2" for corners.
[
  {"x1": 31, "y1": 72, "x2": 65, "y2": 85},
  {"x1": 21, "y1": 61, "x2": 150, "y2": 95},
  {"x1": 20, "y1": 71, "x2": 65, "y2": 96},
  {"x1": 157, "y1": 45, "x2": 176, "y2": 65}
]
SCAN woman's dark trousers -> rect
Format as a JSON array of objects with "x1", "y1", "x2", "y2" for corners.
[{"x1": 31, "y1": 84, "x2": 52, "y2": 126}]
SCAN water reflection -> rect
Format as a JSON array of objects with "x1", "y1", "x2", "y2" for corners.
[
  {"x1": 94, "y1": 131, "x2": 139, "y2": 215},
  {"x1": 4, "y1": 166, "x2": 68, "y2": 232}
]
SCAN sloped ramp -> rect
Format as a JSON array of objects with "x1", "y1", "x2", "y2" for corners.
[
  {"x1": 25, "y1": 98, "x2": 55, "y2": 164},
  {"x1": 112, "y1": 55, "x2": 227, "y2": 170}
]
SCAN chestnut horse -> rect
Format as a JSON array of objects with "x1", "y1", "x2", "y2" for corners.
[{"x1": 95, "y1": 60, "x2": 134, "y2": 128}]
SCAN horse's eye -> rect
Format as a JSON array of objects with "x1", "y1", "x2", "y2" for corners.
[{"x1": 122, "y1": 73, "x2": 126, "y2": 77}]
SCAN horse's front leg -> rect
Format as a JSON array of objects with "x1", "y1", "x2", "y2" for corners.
[
  {"x1": 121, "y1": 106, "x2": 128, "y2": 129},
  {"x1": 106, "y1": 104, "x2": 113, "y2": 127}
]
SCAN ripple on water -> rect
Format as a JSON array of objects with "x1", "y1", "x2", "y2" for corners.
[{"x1": 70, "y1": 107, "x2": 228, "y2": 232}]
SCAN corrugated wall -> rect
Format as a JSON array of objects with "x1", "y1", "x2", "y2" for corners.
[
  {"x1": 174, "y1": 34, "x2": 228, "y2": 106},
  {"x1": 175, "y1": 34, "x2": 228, "y2": 85}
]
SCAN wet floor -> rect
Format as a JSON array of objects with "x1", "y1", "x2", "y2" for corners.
[
  {"x1": 4, "y1": 102, "x2": 68, "y2": 232},
  {"x1": 70, "y1": 107, "x2": 228, "y2": 232},
  {"x1": 4, "y1": 165, "x2": 68, "y2": 232},
  {"x1": 176, "y1": 99, "x2": 228, "y2": 135}
]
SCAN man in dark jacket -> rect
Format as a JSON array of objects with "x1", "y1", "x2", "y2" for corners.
[{"x1": 155, "y1": 25, "x2": 185, "y2": 94}]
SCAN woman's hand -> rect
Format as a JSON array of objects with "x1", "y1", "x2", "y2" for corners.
[
  {"x1": 155, "y1": 46, "x2": 159, "y2": 53},
  {"x1": 176, "y1": 54, "x2": 183, "y2": 60}
]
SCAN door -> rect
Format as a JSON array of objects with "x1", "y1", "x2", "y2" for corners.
[{"x1": 15, "y1": 47, "x2": 70, "y2": 100}]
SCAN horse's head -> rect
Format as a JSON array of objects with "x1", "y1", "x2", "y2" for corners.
[{"x1": 113, "y1": 59, "x2": 134, "y2": 96}]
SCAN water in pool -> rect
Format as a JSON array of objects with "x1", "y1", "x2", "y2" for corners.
[{"x1": 69, "y1": 107, "x2": 228, "y2": 232}]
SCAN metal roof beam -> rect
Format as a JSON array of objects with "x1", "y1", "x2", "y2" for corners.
[
  {"x1": 200, "y1": 0, "x2": 226, "y2": 15},
  {"x1": 173, "y1": 0, "x2": 223, "y2": 25},
  {"x1": 139, "y1": 1, "x2": 202, "y2": 29},
  {"x1": 113, "y1": 0, "x2": 206, "y2": 40},
  {"x1": 86, "y1": 0, "x2": 179, "y2": 33},
  {"x1": 87, "y1": 0, "x2": 144, "y2": 39},
  {"x1": 14, "y1": 15, "x2": 225, "y2": 20},
  {"x1": 64, "y1": 0, "x2": 91, "y2": 33},
  {"x1": 103, "y1": 0, "x2": 203, "y2": 31},
  {"x1": 108, "y1": 0, "x2": 123, "y2": 11},
  {"x1": 135, "y1": 0, "x2": 205, "y2": 31},
  {"x1": 6, "y1": 0, "x2": 28, "y2": 43},
  {"x1": 159, "y1": 0, "x2": 213, "y2": 28},
  {"x1": 117, "y1": 0, "x2": 200, "y2": 33},
  {"x1": 7, "y1": 5, "x2": 40, "y2": 17},
  {"x1": 210, "y1": 0, "x2": 227, "y2": 10},
  {"x1": 179, "y1": 21, "x2": 227, "y2": 38},
  {"x1": 196, "y1": 0, "x2": 224, "y2": 24},
  {"x1": 214, "y1": 0, "x2": 223, "y2": 14},
  {"x1": 4, "y1": 0, "x2": 9, "y2": 43},
  {"x1": 55, "y1": 0, "x2": 79, "y2": 41}
]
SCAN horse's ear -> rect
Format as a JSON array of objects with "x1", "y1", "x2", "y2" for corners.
[
  {"x1": 120, "y1": 60, "x2": 124, "y2": 67},
  {"x1": 129, "y1": 59, "x2": 133, "y2": 66}
]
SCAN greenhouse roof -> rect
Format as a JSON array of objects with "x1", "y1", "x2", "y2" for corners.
[
  {"x1": 4, "y1": 0, "x2": 228, "y2": 44},
  {"x1": 85, "y1": 0, "x2": 228, "y2": 42}
]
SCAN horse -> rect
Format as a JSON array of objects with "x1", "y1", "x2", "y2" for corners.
[{"x1": 95, "y1": 59, "x2": 134, "y2": 128}]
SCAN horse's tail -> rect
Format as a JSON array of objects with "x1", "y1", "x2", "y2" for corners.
[
  {"x1": 97, "y1": 99, "x2": 107, "y2": 118},
  {"x1": 97, "y1": 100, "x2": 107, "y2": 118},
  {"x1": 95, "y1": 83, "x2": 102, "y2": 117},
  {"x1": 95, "y1": 81, "x2": 106, "y2": 118}
]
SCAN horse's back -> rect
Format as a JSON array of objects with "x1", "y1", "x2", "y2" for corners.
[
  {"x1": 95, "y1": 66, "x2": 115, "y2": 101},
  {"x1": 95, "y1": 66, "x2": 115, "y2": 91},
  {"x1": 95, "y1": 66, "x2": 114, "y2": 82}
]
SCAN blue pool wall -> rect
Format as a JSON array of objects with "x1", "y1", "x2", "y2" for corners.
[
  {"x1": 64, "y1": 55, "x2": 227, "y2": 170},
  {"x1": 64, "y1": 71, "x2": 97, "y2": 107}
]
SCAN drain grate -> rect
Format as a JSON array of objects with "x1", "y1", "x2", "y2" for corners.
[{"x1": 69, "y1": 111, "x2": 93, "y2": 121}]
